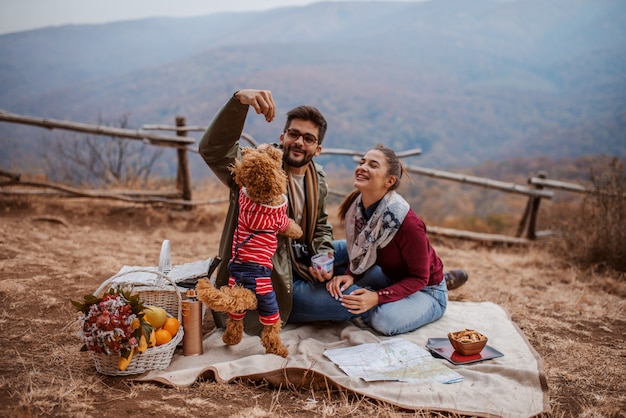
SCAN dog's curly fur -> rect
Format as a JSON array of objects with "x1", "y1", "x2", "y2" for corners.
[
  {"x1": 196, "y1": 144, "x2": 302, "y2": 357},
  {"x1": 232, "y1": 144, "x2": 287, "y2": 206}
]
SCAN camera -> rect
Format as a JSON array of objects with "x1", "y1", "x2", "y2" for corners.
[{"x1": 292, "y1": 241, "x2": 312, "y2": 266}]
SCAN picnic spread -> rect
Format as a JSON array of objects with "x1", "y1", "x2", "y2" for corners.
[
  {"x1": 76, "y1": 241, "x2": 550, "y2": 417},
  {"x1": 135, "y1": 301, "x2": 550, "y2": 418}
]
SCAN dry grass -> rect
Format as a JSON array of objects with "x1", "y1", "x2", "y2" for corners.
[
  {"x1": 542, "y1": 157, "x2": 626, "y2": 272},
  {"x1": 1, "y1": 192, "x2": 625, "y2": 417}
]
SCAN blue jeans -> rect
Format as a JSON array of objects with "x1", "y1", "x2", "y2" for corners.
[
  {"x1": 332, "y1": 239, "x2": 349, "y2": 275},
  {"x1": 358, "y1": 266, "x2": 448, "y2": 335},
  {"x1": 288, "y1": 240, "x2": 357, "y2": 322},
  {"x1": 288, "y1": 240, "x2": 448, "y2": 335}
]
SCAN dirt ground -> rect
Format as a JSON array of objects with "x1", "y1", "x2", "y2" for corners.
[{"x1": 1, "y1": 196, "x2": 625, "y2": 418}]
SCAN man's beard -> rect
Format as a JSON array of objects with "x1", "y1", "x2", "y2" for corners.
[{"x1": 281, "y1": 144, "x2": 313, "y2": 168}]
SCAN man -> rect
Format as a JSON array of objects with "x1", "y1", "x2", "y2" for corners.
[{"x1": 199, "y1": 89, "x2": 335, "y2": 334}]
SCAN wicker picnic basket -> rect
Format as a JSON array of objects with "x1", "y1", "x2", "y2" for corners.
[{"x1": 89, "y1": 269, "x2": 184, "y2": 376}]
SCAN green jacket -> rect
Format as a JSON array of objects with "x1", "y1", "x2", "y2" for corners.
[{"x1": 198, "y1": 95, "x2": 334, "y2": 335}]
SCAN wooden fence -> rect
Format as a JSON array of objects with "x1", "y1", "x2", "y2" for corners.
[{"x1": 1, "y1": 110, "x2": 598, "y2": 245}]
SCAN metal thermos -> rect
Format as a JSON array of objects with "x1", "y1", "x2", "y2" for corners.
[{"x1": 182, "y1": 289, "x2": 203, "y2": 356}]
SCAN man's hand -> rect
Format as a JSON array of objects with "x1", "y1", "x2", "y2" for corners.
[
  {"x1": 235, "y1": 89, "x2": 276, "y2": 122},
  {"x1": 308, "y1": 250, "x2": 335, "y2": 283},
  {"x1": 308, "y1": 265, "x2": 333, "y2": 282}
]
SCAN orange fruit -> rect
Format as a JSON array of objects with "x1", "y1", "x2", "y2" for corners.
[
  {"x1": 162, "y1": 317, "x2": 180, "y2": 337},
  {"x1": 155, "y1": 328, "x2": 172, "y2": 346}
]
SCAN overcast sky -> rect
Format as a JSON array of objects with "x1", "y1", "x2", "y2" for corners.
[
  {"x1": 0, "y1": 0, "x2": 422, "y2": 35},
  {"x1": 0, "y1": 0, "x2": 321, "y2": 35}
]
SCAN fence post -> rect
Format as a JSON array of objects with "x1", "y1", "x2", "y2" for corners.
[
  {"x1": 175, "y1": 116, "x2": 192, "y2": 210},
  {"x1": 525, "y1": 171, "x2": 547, "y2": 240},
  {"x1": 515, "y1": 198, "x2": 531, "y2": 238},
  {"x1": 516, "y1": 171, "x2": 546, "y2": 239}
]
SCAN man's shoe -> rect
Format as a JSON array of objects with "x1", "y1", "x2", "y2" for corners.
[{"x1": 444, "y1": 270, "x2": 468, "y2": 290}]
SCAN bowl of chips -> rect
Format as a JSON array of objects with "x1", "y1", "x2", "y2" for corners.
[{"x1": 448, "y1": 329, "x2": 488, "y2": 356}]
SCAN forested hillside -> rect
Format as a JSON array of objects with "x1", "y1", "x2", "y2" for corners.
[{"x1": 0, "y1": 0, "x2": 624, "y2": 175}]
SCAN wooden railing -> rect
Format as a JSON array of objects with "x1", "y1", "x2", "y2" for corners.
[
  {"x1": 0, "y1": 110, "x2": 201, "y2": 206},
  {"x1": 1, "y1": 110, "x2": 600, "y2": 244}
]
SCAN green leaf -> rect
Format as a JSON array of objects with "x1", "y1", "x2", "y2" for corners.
[
  {"x1": 83, "y1": 294, "x2": 99, "y2": 303},
  {"x1": 120, "y1": 347, "x2": 132, "y2": 359},
  {"x1": 71, "y1": 299, "x2": 85, "y2": 312},
  {"x1": 140, "y1": 320, "x2": 155, "y2": 340},
  {"x1": 71, "y1": 293, "x2": 100, "y2": 313}
]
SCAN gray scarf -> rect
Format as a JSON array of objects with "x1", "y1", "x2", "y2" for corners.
[{"x1": 345, "y1": 191, "x2": 410, "y2": 275}]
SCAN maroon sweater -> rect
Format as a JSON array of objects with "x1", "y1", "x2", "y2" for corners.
[{"x1": 348, "y1": 210, "x2": 444, "y2": 304}]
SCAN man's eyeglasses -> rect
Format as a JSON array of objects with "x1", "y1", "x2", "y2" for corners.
[{"x1": 285, "y1": 128, "x2": 319, "y2": 146}]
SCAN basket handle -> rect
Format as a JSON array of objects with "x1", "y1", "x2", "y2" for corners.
[
  {"x1": 158, "y1": 240, "x2": 172, "y2": 274},
  {"x1": 93, "y1": 269, "x2": 184, "y2": 321}
]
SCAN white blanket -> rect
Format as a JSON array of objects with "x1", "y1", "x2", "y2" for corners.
[{"x1": 136, "y1": 301, "x2": 550, "y2": 418}]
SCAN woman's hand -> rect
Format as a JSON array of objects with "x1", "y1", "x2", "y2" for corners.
[
  {"x1": 340, "y1": 288, "x2": 379, "y2": 314},
  {"x1": 326, "y1": 275, "x2": 354, "y2": 299}
]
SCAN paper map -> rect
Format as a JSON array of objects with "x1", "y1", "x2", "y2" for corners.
[{"x1": 324, "y1": 338, "x2": 463, "y2": 384}]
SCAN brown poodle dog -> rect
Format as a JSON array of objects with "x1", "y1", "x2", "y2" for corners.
[{"x1": 196, "y1": 144, "x2": 302, "y2": 357}]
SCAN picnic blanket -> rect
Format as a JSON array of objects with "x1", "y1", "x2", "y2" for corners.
[{"x1": 135, "y1": 301, "x2": 550, "y2": 418}]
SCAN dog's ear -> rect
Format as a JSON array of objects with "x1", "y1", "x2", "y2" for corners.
[{"x1": 232, "y1": 147, "x2": 259, "y2": 188}]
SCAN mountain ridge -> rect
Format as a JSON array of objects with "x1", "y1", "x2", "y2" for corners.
[{"x1": 0, "y1": 0, "x2": 624, "y2": 175}]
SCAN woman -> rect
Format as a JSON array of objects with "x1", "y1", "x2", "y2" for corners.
[{"x1": 289, "y1": 144, "x2": 449, "y2": 335}]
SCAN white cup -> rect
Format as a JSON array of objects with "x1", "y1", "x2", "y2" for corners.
[{"x1": 311, "y1": 253, "x2": 334, "y2": 274}]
